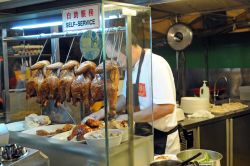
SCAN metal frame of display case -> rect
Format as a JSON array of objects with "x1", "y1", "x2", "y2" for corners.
[{"x1": 1, "y1": 1, "x2": 153, "y2": 166}]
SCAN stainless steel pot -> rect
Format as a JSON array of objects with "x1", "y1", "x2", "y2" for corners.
[
  {"x1": 150, "y1": 160, "x2": 181, "y2": 166},
  {"x1": 177, "y1": 149, "x2": 223, "y2": 166}
]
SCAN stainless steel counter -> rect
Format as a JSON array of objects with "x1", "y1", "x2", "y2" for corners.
[
  {"x1": 9, "y1": 131, "x2": 153, "y2": 166},
  {"x1": 180, "y1": 102, "x2": 250, "y2": 130},
  {"x1": 178, "y1": 100, "x2": 250, "y2": 166}
]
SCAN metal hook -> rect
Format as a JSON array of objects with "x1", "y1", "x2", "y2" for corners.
[
  {"x1": 65, "y1": 37, "x2": 75, "y2": 63},
  {"x1": 111, "y1": 28, "x2": 119, "y2": 63},
  {"x1": 98, "y1": 28, "x2": 111, "y2": 65},
  {"x1": 117, "y1": 31, "x2": 124, "y2": 65},
  {"x1": 80, "y1": 56, "x2": 83, "y2": 63},
  {"x1": 52, "y1": 40, "x2": 59, "y2": 63},
  {"x1": 36, "y1": 39, "x2": 48, "y2": 62}
]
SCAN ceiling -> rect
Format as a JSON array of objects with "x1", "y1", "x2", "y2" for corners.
[
  {"x1": 0, "y1": 0, "x2": 250, "y2": 41},
  {"x1": 149, "y1": 0, "x2": 250, "y2": 40},
  {"x1": 111, "y1": 0, "x2": 250, "y2": 42}
]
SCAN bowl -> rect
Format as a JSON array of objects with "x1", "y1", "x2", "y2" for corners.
[
  {"x1": 84, "y1": 129, "x2": 122, "y2": 148},
  {"x1": 177, "y1": 149, "x2": 222, "y2": 166},
  {"x1": 108, "y1": 120, "x2": 134, "y2": 142}
]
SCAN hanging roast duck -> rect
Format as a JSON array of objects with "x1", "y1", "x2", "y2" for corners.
[
  {"x1": 26, "y1": 60, "x2": 50, "y2": 101},
  {"x1": 56, "y1": 60, "x2": 79, "y2": 107},
  {"x1": 39, "y1": 62, "x2": 63, "y2": 107},
  {"x1": 91, "y1": 60, "x2": 120, "y2": 115},
  {"x1": 71, "y1": 61, "x2": 96, "y2": 111}
]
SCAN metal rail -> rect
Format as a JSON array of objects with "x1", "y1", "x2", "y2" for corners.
[
  {"x1": 229, "y1": 119, "x2": 233, "y2": 166},
  {"x1": 3, "y1": 27, "x2": 126, "y2": 42},
  {"x1": 2, "y1": 29, "x2": 9, "y2": 121},
  {"x1": 126, "y1": 15, "x2": 134, "y2": 166}
]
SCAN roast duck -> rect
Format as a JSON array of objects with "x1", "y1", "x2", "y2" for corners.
[
  {"x1": 67, "y1": 124, "x2": 92, "y2": 141},
  {"x1": 71, "y1": 61, "x2": 96, "y2": 111},
  {"x1": 91, "y1": 61, "x2": 120, "y2": 116},
  {"x1": 26, "y1": 60, "x2": 120, "y2": 116},
  {"x1": 26, "y1": 60, "x2": 50, "y2": 100},
  {"x1": 57, "y1": 60, "x2": 79, "y2": 107},
  {"x1": 39, "y1": 62, "x2": 63, "y2": 107},
  {"x1": 67, "y1": 119, "x2": 103, "y2": 141}
]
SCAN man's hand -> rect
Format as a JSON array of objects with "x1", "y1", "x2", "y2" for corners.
[{"x1": 81, "y1": 108, "x2": 105, "y2": 123}]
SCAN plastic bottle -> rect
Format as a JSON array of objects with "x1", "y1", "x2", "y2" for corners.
[{"x1": 200, "y1": 80, "x2": 210, "y2": 103}]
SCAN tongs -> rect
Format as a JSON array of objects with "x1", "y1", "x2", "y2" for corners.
[{"x1": 177, "y1": 152, "x2": 202, "y2": 166}]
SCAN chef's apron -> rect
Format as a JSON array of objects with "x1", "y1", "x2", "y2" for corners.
[{"x1": 133, "y1": 49, "x2": 179, "y2": 155}]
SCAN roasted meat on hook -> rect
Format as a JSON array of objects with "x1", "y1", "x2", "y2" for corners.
[
  {"x1": 26, "y1": 60, "x2": 50, "y2": 100},
  {"x1": 39, "y1": 62, "x2": 63, "y2": 107},
  {"x1": 91, "y1": 61, "x2": 120, "y2": 115},
  {"x1": 57, "y1": 60, "x2": 79, "y2": 106},
  {"x1": 71, "y1": 61, "x2": 96, "y2": 111}
]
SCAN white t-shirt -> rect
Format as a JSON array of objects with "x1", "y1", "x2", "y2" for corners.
[{"x1": 122, "y1": 49, "x2": 180, "y2": 154}]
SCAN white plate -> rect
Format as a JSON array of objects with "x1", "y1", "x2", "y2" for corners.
[
  {"x1": 6, "y1": 121, "x2": 25, "y2": 132},
  {"x1": 154, "y1": 154, "x2": 178, "y2": 161},
  {"x1": 22, "y1": 124, "x2": 71, "y2": 136},
  {"x1": 51, "y1": 130, "x2": 85, "y2": 143}
]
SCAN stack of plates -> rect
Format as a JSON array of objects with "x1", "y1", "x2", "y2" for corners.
[{"x1": 180, "y1": 97, "x2": 210, "y2": 114}]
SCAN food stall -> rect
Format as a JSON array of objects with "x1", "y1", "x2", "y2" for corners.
[
  {"x1": 0, "y1": 1, "x2": 153, "y2": 165},
  {"x1": 2, "y1": 0, "x2": 250, "y2": 166}
]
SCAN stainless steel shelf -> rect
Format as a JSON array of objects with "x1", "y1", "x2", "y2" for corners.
[{"x1": 3, "y1": 27, "x2": 126, "y2": 42}]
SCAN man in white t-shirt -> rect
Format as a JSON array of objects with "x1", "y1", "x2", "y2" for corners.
[{"x1": 84, "y1": 36, "x2": 180, "y2": 154}]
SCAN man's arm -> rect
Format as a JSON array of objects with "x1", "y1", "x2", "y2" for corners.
[
  {"x1": 82, "y1": 95, "x2": 126, "y2": 122},
  {"x1": 116, "y1": 95, "x2": 126, "y2": 113},
  {"x1": 117, "y1": 103, "x2": 175, "y2": 122},
  {"x1": 133, "y1": 104, "x2": 175, "y2": 122}
]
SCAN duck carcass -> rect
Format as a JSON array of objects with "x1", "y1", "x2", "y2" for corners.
[
  {"x1": 39, "y1": 62, "x2": 63, "y2": 107},
  {"x1": 26, "y1": 60, "x2": 50, "y2": 101},
  {"x1": 91, "y1": 61, "x2": 120, "y2": 116},
  {"x1": 56, "y1": 60, "x2": 79, "y2": 106},
  {"x1": 71, "y1": 61, "x2": 96, "y2": 111}
]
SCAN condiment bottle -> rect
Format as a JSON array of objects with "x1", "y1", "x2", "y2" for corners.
[{"x1": 200, "y1": 80, "x2": 210, "y2": 103}]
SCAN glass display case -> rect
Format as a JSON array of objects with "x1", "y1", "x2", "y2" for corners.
[{"x1": 1, "y1": 1, "x2": 153, "y2": 165}]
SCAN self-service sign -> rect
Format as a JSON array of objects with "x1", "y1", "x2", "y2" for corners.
[{"x1": 62, "y1": 4, "x2": 100, "y2": 32}]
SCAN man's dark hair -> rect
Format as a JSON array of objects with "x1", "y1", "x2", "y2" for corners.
[{"x1": 131, "y1": 33, "x2": 140, "y2": 47}]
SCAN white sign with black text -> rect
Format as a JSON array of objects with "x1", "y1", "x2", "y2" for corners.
[{"x1": 62, "y1": 4, "x2": 100, "y2": 32}]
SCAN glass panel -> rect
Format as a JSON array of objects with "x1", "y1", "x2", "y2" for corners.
[
  {"x1": 0, "y1": 30, "x2": 3, "y2": 118},
  {"x1": 103, "y1": 1, "x2": 153, "y2": 166},
  {"x1": 4, "y1": 27, "x2": 53, "y2": 122}
]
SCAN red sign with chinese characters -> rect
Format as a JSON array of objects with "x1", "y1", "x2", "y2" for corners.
[
  {"x1": 62, "y1": 4, "x2": 100, "y2": 31},
  {"x1": 138, "y1": 83, "x2": 147, "y2": 97}
]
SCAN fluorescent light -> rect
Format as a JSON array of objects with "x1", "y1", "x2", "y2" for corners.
[
  {"x1": 104, "y1": 4, "x2": 115, "y2": 8},
  {"x1": 122, "y1": 7, "x2": 137, "y2": 16},
  {"x1": 104, "y1": 14, "x2": 120, "y2": 20},
  {"x1": 11, "y1": 21, "x2": 63, "y2": 30},
  {"x1": 108, "y1": 15, "x2": 119, "y2": 19}
]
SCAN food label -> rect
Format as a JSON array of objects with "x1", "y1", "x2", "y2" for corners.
[
  {"x1": 62, "y1": 4, "x2": 100, "y2": 32},
  {"x1": 138, "y1": 83, "x2": 146, "y2": 97}
]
